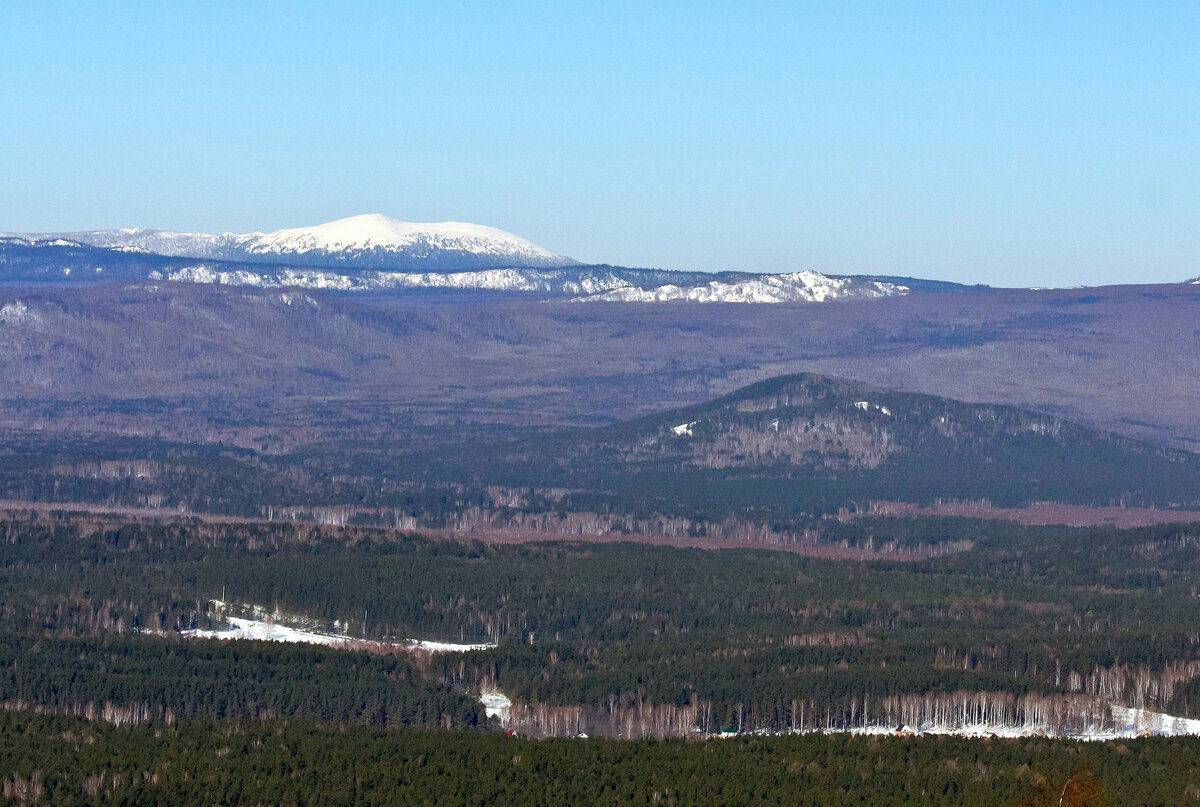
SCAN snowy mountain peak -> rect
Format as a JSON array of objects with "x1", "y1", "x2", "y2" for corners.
[
  {"x1": 12, "y1": 215, "x2": 575, "y2": 271},
  {"x1": 2, "y1": 219, "x2": 907, "y2": 303},
  {"x1": 246, "y1": 214, "x2": 562, "y2": 262}
]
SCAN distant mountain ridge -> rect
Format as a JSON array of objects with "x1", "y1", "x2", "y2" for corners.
[
  {"x1": 11, "y1": 214, "x2": 575, "y2": 271},
  {"x1": 577, "y1": 270, "x2": 903, "y2": 303},
  {"x1": 0, "y1": 216, "x2": 913, "y2": 302}
]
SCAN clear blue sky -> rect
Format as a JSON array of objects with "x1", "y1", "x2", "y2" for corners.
[{"x1": 2, "y1": 1, "x2": 1198, "y2": 286}]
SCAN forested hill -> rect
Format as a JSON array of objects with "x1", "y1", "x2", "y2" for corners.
[
  {"x1": 3, "y1": 372, "x2": 1199, "y2": 532},
  {"x1": 442, "y1": 373, "x2": 1200, "y2": 515}
]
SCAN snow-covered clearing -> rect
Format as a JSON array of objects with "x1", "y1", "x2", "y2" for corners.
[
  {"x1": 183, "y1": 614, "x2": 494, "y2": 653},
  {"x1": 179, "y1": 605, "x2": 506, "y2": 718},
  {"x1": 180, "y1": 602, "x2": 496, "y2": 654},
  {"x1": 481, "y1": 692, "x2": 512, "y2": 721},
  {"x1": 183, "y1": 616, "x2": 350, "y2": 646}
]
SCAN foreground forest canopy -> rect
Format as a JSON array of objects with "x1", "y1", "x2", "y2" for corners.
[{"x1": 1, "y1": 713, "x2": 1198, "y2": 806}]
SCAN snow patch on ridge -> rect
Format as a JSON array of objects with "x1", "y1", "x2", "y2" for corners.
[
  {"x1": 853, "y1": 401, "x2": 891, "y2": 416},
  {"x1": 158, "y1": 265, "x2": 639, "y2": 294},
  {"x1": 575, "y1": 271, "x2": 907, "y2": 303},
  {"x1": 0, "y1": 301, "x2": 39, "y2": 326}
]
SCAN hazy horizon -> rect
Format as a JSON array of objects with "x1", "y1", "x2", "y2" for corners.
[{"x1": 3, "y1": 2, "x2": 1198, "y2": 287}]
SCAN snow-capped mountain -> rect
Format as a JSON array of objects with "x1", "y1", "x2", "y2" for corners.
[
  {"x1": 1, "y1": 217, "x2": 911, "y2": 303},
  {"x1": 575, "y1": 271, "x2": 906, "y2": 303},
  {"x1": 18, "y1": 214, "x2": 575, "y2": 271},
  {"x1": 241, "y1": 215, "x2": 565, "y2": 265}
]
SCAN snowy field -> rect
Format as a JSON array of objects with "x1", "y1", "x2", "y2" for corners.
[
  {"x1": 182, "y1": 608, "x2": 495, "y2": 653},
  {"x1": 480, "y1": 692, "x2": 513, "y2": 720},
  {"x1": 184, "y1": 616, "x2": 351, "y2": 646}
]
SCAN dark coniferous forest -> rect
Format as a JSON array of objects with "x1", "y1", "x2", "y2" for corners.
[{"x1": 2, "y1": 504, "x2": 1200, "y2": 802}]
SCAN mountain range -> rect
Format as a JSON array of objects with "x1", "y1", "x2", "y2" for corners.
[
  {"x1": 15, "y1": 214, "x2": 573, "y2": 269},
  {"x1": 1, "y1": 214, "x2": 911, "y2": 302}
]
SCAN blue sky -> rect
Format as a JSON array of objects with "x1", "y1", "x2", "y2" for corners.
[{"x1": 2, "y1": 1, "x2": 1198, "y2": 286}]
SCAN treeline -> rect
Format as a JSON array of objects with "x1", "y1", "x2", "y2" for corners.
[
  {"x1": 2, "y1": 711, "x2": 1200, "y2": 806},
  {"x1": 498, "y1": 689, "x2": 1191, "y2": 740}
]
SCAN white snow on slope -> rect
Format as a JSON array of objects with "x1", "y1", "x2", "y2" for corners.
[
  {"x1": 1109, "y1": 706, "x2": 1200, "y2": 737},
  {"x1": 70, "y1": 228, "x2": 241, "y2": 259},
  {"x1": 836, "y1": 708, "x2": 1200, "y2": 739},
  {"x1": 6, "y1": 219, "x2": 910, "y2": 303},
  {"x1": 22, "y1": 214, "x2": 572, "y2": 267},
  {"x1": 481, "y1": 692, "x2": 513, "y2": 721},
  {"x1": 183, "y1": 616, "x2": 350, "y2": 646},
  {"x1": 853, "y1": 401, "x2": 891, "y2": 416},
  {"x1": 0, "y1": 301, "x2": 37, "y2": 325},
  {"x1": 576, "y1": 271, "x2": 907, "y2": 303},
  {"x1": 159, "y1": 264, "x2": 638, "y2": 294},
  {"x1": 177, "y1": 608, "x2": 506, "y2": 722},
  {"x1": 182, "y1": 613, "x2": 495, "y2": 653},
  {"x1": 408, "y1": 639, "x2": 498, "y2": 652},
  {"x1": 243, "y1": 214, "x2": 562, "y2": 263},
  {"x1": 126, "y1": 262, "x2": 907, "y2": 303}
]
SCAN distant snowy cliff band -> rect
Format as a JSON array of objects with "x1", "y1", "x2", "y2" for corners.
[{"x1": 576, "y1": 270, "x2": 905, "y2": 303}]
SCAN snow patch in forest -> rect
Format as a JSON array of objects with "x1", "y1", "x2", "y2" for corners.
[
  {"x1": 1107, "y1": 706, "x2": 1200, "y2": 738},
  {"x1": 183, "y1": 616, "x2": 352, "y2": 646},
  {"x1": 853, "y1": 401, "x2": 891, "y2": 416},
  {"x1": 834, "y1": 708, "x2": 1200, "y2": 740},
  {"x1": 671, "y1": 421, "x2": 697, "y2": 436},
  {"x1": 481, "y1": 691, "x2": 512, "y2": 721},
  {"x1": 408, "y1": 639, "x2": 497, "y2": 652},
  {"x1": 181, "y1": 605, "x2": 496, "y2": 654}
]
